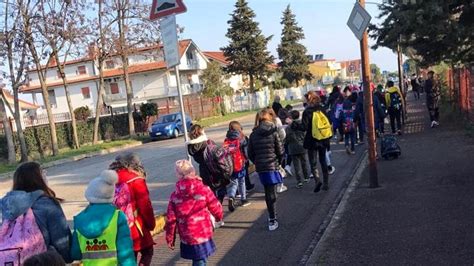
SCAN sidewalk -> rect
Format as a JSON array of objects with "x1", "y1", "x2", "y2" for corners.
[{"x1": 308, "y1": 95, "x2": 474, "y2": 264}]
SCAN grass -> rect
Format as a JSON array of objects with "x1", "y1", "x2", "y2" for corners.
[
  {"x1": 0, "y1": 139, "x2": 141, "y2": 175},
  {"x1": 439, "y1": 101, "x2": 474, "y2": 138},
  {"x1": 196, "y1": 110, "x2": 258, "y2": 128}
]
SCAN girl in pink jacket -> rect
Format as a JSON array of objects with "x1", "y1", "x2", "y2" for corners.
[{"x1": 165, "y1": 160, "x2": 223, "y2": 266}]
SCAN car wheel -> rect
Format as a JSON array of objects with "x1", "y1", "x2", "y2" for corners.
[{"x1": 172, "y1": 128, "x2": 179, "y2": 138}]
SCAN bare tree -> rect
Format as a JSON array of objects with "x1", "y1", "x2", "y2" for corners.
[{"x1": 0, "y1": 94, "x2": 15, "y2": 163}]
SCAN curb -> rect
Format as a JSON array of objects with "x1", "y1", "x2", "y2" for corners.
[
  {"x1": 0, "y1": 142, "x2": 143, "y2": 182},
  {"x1": 300, "y1": 151, "x2": 368, "y2": 265},
  {"x1": 199, "y1": 113, "x2": 257, "y2": 128}
]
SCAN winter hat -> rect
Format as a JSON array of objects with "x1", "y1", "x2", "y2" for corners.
[
  {"x1": 175, "y1": 159, "x2": 196, "y2": 179},
  {"x1": 85, "y1": 170, "x2": 118, "y2": 203}
]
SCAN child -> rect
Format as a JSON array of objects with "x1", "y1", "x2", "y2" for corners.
[
  {"x1": 248, "y1": 108, "x2": 285, "y2": 231},
  {"x1": 71, "y1": 170, "x2": 136, "y2": 266},
  {"x1": 166, "y1": 160, "x2": 223, "y2": 266},
  {"x1": 224, "y1": 121, "x2": 251, "y2": 212},
  {"x1": 267, "y1": 108, "x2": 288, "y2": 193},
  {"x1": 285, "y1": 110, "x2": 310, "y2": 188},
  {"x1": 342, "y1": 87, "x2": 357, "y2": 155},
  {"x1": 109, "y1": 153, "x2": 155, "y2": 265}
]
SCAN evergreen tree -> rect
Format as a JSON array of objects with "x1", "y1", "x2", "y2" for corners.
[
  {"x1": 200, "y1": 61, "x2": 233, "y2": 116},
  {"x1": 221, "y1": 0, "x2": 274, "y2": 92},
  {"x1": 277, "y1": 5, "x2": 311, "y2": 86}
]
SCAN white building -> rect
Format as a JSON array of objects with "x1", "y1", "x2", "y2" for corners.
[{"x1": 20, "y1": 39, "x2": 209, "y2": 119}]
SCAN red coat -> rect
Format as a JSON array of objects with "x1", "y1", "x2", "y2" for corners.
[
  {"x1": 165, "y1": 175, "x2": 223, "y2": 246},
  {"x1": 116, "y1": 169, "x2": 156, "y2": 251}
]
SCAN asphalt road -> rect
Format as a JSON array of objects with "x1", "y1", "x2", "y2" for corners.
[{"x1": 0, "y1": 113, "x2": 257, "y2": 220}]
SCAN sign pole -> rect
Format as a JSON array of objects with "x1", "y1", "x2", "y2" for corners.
[
  {"x1": 359, "y1": 0, "x2": 378, "y2": 188},
  {"x1": 174, "y1": 66, "x2": 189, "y2": 143}
]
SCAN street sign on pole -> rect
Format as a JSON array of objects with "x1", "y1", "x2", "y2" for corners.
[
  {"x1": 347, "y1": 2, "x2": 372, "y2": 41},
  {"x1": 349, "y1": 63, "x2": 356, "y2": 74},
  {"x1": 150, "y1": 0, "x2": 187, "y2": 21},
  {"x1": 160, "y1": 15, "x2": 180, "y2": 68}
]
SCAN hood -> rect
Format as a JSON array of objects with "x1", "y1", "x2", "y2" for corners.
[
  {"x1": 253, "y1": 121, "x2": 277, "y2": 137},
  {"x1": 174, "y1": 176, "x2": 203, "y2": 199},
  {"x1": 116, "y1": 168, "x2": 140, "y2": 184},
  {"x1": 187, "y1": 134, "x2": 208, "y2": 145},
  {"x1": 387, "y1": 87, "x2": 399, "y2": 93},
  {"x1": 226, "y1": 130, "x2": 240, "y2": 140},
  {"x1": 187, "y1": 135, "x2": 209, "y2": 156},
  {"x1": 1, "y1": 190, "x2": 44, "y2": 221},
  {"x1": 74, "y1": 204, "x2": 116, "y2": 239}
]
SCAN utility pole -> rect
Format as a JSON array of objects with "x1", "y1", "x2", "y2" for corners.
[
  {"x1": 359, "y1": 0, "x2": 379, "y2": 188},
  {"x1": 397, "y1": 36, "x2": 407, "y2": 124}
]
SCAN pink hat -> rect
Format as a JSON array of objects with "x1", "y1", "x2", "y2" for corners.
[{"x1": 175, "y1": 159, "x2": 196, "y2": 179}]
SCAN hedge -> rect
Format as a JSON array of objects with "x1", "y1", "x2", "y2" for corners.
[{"x1": 0, "y1": 114, "x2": 130, "y2": 159}]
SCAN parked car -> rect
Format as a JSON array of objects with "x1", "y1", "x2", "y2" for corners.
[{"x1": 148, "y1": 113, "x2": 192, "y2": 140}]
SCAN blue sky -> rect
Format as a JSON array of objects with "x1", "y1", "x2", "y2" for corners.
[{"x1": 174, "y1": 0, "x2": 398, "y2": 71}]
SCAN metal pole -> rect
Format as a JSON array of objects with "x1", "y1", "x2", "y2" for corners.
[
  {"x1": 397, "y1": 38, "x2": 407, "y2": 124},
  {"x1": 174, "y1": 66, "x2": 191, "y2": 160},
  {"x1": 359, "y1": 0, "x2": 378, "y2": 188}
]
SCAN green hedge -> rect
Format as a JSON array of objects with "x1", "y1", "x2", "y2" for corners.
[{"x1": 0, "y1": 114, "x2": 130, "y2": 159}]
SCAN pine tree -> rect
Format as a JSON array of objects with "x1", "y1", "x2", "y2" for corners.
[
  {"x1": 221, "y1": 0, "x2": 274, "y2": 92},
  {"x1": 277, "y1": 5, "x2": 311, "y2": 86}
]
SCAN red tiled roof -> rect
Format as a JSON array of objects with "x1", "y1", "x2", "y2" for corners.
[
  {"x1": 21, "y1": 40, "x2": 193, "y2": 93},
  {"x1": 203, "y1": 51, "x2": 229, "y2": 65},
  {"x1": 1, "y1": 89, "x2": 39, "y2": 109}
]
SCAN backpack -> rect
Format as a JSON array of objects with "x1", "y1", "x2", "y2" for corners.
[
  {"x1": 389, "y1": 91, "x2": 402, "y2": 110},
  {"x1": 381, "y1": 135, "x2": 401, "y2": 160},
  {"x1": 203, "y1": 140, "x2": 233, "y2": 185},
  {"x1": 0, "y1": 208, "x2": 47, "y2": 266},
  {"x1": 312, "y1": 111, "x2": 333, "y2": 140},
  {"x1": 343, "y1": 109, "x2": 355, "y2": 133},
  {"x1": 113, "y1": 177, "x2": 145, "y2": 236},
  {"x1": 223, "y1": 138, "x2": 245, "y2": 173},
  {"x1": 334, "y1": 103, "x2": 343, "y2": 120}
]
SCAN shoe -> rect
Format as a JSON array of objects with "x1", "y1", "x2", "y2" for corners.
[
  {"x1": 322, "y1": 184, "x2": 329, "y2": 191},
  {"x1": 397, "y1": 130, "x2": 402, "y2": 135},
  {"x1": 328, "y1": 165, "x2": 336, "y2": 175},
  {"x1": 228, "y1": 198, "x2": 236, "y2": 212},
  {"x1": 350, "y1": 150, "x2": 356, "y2": 155},
  {"x1": 241, "y1": 200, "x2": 251, "y2": 207},
  {"x1": 303, "y1": 178, "x2": 310, "y2": 183},
  {"x1": 246, "y1": 184, "x2": 255, "y2": 192},
  {"x1": 434, "y1": 121, "x2": 440, "y2": 126},
  {"x1": 431, "y1": 121, "x2": 436, "y2": 128},
  {"x1": 268, "y1": 218, "x2": 279, "y2": 231},
  {"x1": 276, "y1": 184, "x2": 288, "y2": 193},
  {"x1": 215, "y1": 220, "x2": 225, "y2": 228},
  {"x1": 346, "y1": 146, "x2": 351, "y2": 154},
  {"x1": 314, "y1": 181, "x2": 322, "y2": 193},
  {"x1": 296, "y1": 182, "x2": 303, "y2": 189}
]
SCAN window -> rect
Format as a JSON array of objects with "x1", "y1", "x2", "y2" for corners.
[
  {"x1": 77, "y1": 66, "x2": 87, "y2": 75},
  {"x1": 48, "y1": 90, "x2": 57, "y2": 108},
  {"x1": 186, "y1": 51, "x2": 194, "y2": 60},
  {"x1": 81, "y1": 87, "x2": 91, "y2": 99},
  {"x1": 105, "y1": 60, "x2": 115, "y2": 69},
  {"x1": 110, "y1": 83, "x2": 119, "y2": 94}
]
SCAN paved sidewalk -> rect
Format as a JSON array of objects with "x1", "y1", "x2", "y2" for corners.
[{"x1": 308, "y1": 95, "x2": 474, "y2": 265}]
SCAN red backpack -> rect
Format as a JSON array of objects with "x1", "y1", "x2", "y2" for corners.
[{"x1": 223, "y1": 138, "x2": 245, "y2": 173}]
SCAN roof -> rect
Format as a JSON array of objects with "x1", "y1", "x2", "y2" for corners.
[
  {"x1": 203, "y1": 51, "x2": 229, "y2": 65},
  {"x1": 21, "y1": 40, "x2": 193, "y2": 93},
  {"x1": 1, "y1": 89, "x2": 39, "y2": 110}
]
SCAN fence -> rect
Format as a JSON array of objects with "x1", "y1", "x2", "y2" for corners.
[{"x1": 447, "y1": 64, "x2": 474, "y2": 122}]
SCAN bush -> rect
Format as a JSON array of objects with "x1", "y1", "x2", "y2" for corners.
[
  {"x1": 74, "y1": 106, "x2": 91, "y2": 121},
  {"x1": 140, "y1": 103, "x2": 158, "y2": 118}
]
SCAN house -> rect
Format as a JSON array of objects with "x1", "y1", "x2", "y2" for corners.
[
  {"x1": 1, "y1": 88, "x2": 40, "y2": 130},
  {"x1": 308, "y1": 59, "x2": 342, "y2": 85},
  {"x1": 203, "y1": 51, "x2": 245, "y2": 92},
  {"x1": 20, "y1": 39, "x2": 209, "y2": 121}
]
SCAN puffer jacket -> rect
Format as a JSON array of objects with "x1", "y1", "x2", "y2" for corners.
[
  {"x1": 285, "y1": 119, "x2": 306, "y2": 155},
  {"x1": 301, "y1": 104, "x2": 331, "y2": 150},
  {"x1": 248, "y1": 121, "x2": 284, "y2": 173},
  {"x1": 116, "y1": 169, "x2": 155, "y2": 251},
  {"x1": 165, "y1": 176, "x2": 223, "y2": 246},
  {"x1": 187, "y1": 135, "x2": 212, "y2": 187}
]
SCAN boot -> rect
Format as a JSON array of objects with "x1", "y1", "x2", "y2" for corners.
[{"x1": 322, "y1": 172, "x2": 329, "y2": 191}]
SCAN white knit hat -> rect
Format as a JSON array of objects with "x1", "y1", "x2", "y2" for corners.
[{"x1": 85, "y1": 170, "x2": 118, "y2": 203}]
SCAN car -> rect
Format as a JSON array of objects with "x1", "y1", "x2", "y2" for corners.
[{"x1": 148, "y1": 113, "x2": 192, "y2": 140}]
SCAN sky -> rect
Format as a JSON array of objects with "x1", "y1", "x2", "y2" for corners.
[{"x1": 173, "y1": 0, "x2": 398, "y2": 71}]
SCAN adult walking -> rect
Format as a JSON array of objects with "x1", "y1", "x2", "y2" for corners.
[
  {"x1": 385, "y1": 80, "x2": 405, "y2": 135},
  {"x1": 424, "y1": 71, "x2": 441, "y2": 128},
  {"x1": 411, "y1": 74, "x2": 420, "y2": 100}
]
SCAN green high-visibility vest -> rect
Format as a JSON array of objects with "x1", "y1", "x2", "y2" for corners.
[{"x1": 77, "y1": 210, "x2": 119, "y2": 266}]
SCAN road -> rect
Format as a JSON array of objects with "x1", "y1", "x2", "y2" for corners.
[{"x1": 0, "y1": 113, "x2": 257, "y2": 220}]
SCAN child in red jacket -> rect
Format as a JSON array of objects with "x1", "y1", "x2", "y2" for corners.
[
  {"x1": 109, "y1": 153, "x2": 155, "y2": 266},
  {"x1": 165, "y1": 159, "x2": 223, "y2": 266}
]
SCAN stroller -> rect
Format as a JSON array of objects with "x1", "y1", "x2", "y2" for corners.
[{"x1": 381, "y1": 134, "x2": 401, "y2": 160}]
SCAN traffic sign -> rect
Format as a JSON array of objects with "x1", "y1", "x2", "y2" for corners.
[
  {"x1": 150, "y1": 0, "x2": 187, "y2": 21},
  {"x1": 347, "y1": 2, "x2": 372, "y2": 41},
  {"x1": 160, "y1": 15, "x2": 180, "y2": 68},
  {"x1": 349, "y1": 63, "x2": 356, "y2": 74}
]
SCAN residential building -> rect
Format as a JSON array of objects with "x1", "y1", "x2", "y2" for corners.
[
  {"x1": 1, "y1": 88, "x2": 39, "y2": 130},
  {"x1": 308, "y1": 59, "x2": 342, "y2": 85},
  {"x1": 20, "y1": 39, "x2": 209, "y2": 119},
  {"x1": 203, "y1": 51, "x2": 245, "y2": 92},
  {"x1": 339, "y1": 59, "x2": 362, "y2": 80}
]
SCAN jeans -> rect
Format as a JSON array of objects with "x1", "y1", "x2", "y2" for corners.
[
  {"x1": 307, "y1": 147, "x2": 328, "y2": 183},
  {"x1": 429, "y1": 107, "x2": 439, "y2": 122},
  {"x1": 192, "y1": 259, "x2": 207, "y2": 266},
  {"x1": 291, "y1": 153, "x2": 309, "y2": 183},
  {"x1": 226, "y1": 172, "x2": 246, "y2": 201},
  {"x1": 264, "y1": 184, "x2": 277, "y2": 219},
  {"x1": 413, "y1": 89, "x2": 420, "y2": 100},
  {"x1": 345, "y1": 130, "x2": 356, "y2": 151},
  {"x1": 388, "y1": 108, "x2": 402, "y2": 133},
  {"x1": 134, "y1": 246, "x2": 154, "y2": 266}
]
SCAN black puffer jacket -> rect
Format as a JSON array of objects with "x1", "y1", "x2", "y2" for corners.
[
  {"x1": 301, "y1": 104, "x2": 331, "y2": 150},
  {"x1": 248, "y1": 121, "x2": 284, "y2": 173},
  {"x1": 187, "y1": 136, "x2": 213, "y2": 188}
]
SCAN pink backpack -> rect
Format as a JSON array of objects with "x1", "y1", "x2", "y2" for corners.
[
  {"x1": 0, "y1": 208, "x2": 47, "y2": 265},
  {"x1": 113, "y1": 177, "x2": 144, "y2": 235}
]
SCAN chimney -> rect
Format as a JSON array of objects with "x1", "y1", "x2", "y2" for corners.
[{"x1": 88, "y1": 43, "x2": 99, "y2": 59}]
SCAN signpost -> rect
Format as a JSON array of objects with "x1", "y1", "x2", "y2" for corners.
[
  {"x1": 347, "y1": 0, "x2": 378, "y2": 188},
  {"x1": 150, "y1": 0, "x2": 191, "y2": 156}
]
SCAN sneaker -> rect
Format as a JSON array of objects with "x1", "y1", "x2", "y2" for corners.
[
  {"x1": 268, "y1": 219, "x2": 279, "y2": 231},
  {"x1": 434, "y1": 121, "x2": 440, "y2": 126},
  {"x1": 228, "y1": 198, "x2": 236, "y2": 212},
  {"x1": 241, "y1": 200, "x2": 251, "y2": 207},
  {"x1": 314, "y1": 182, "x2": 322, "y2": 193},
  {"x1": 296, "y1": 182, "x2": 303, "y2": 189},
  {"x1": 246, "y1": 184, "x2": 255, "y2": 192},
  {"x1": 346, "y1": 146, "x2": 351, "y2": 154},
  {"x1": 215, "y1": 220, "x2": 225, "y2": 228},
  {"x1": 350, "y1": 150, "x2": 356, "y2": 155},
  {"x1": 276, "y1": 184, "x2": 288, "y2": 193},
  {"x1": 303, "y1": 178, "x2": 310, "y2": 183},
  {"x1": 431, "y1": 121, "x2": 436, "y2": 128},
  {"x1": 328, "y1": 165, "x2": 336, "y2": 175}
]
